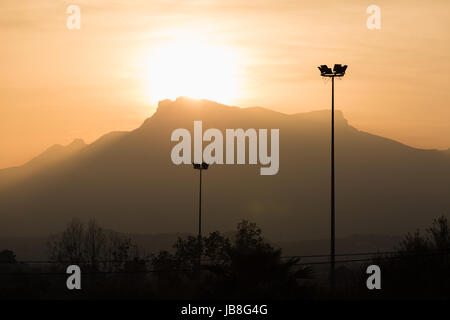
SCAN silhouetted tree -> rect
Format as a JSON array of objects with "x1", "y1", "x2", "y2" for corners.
[
  {"x1": 47, "y1": 218, "x2": 141, "y2": 272},
  {"x1": 0, "y1": 249, "x2": 16, "y2": 263},
  {"x1": 207, "y1": 220, "x2": 313, "y2": 299},
  {"x1": 85, "y1": 219, "x2": 106, "y2": 270},
  {"x1": 364, "y1": 215, "x2": 450, "y2": 299},
  {"x1": 427, "y1": 215, "x2": 450, "y2": 252},
  {"x1": 47, "y1": 218, "x2": 84, "y2": 264},
  {"x1": 151, "y1": 220, "x2": 312, "y2": 299}
]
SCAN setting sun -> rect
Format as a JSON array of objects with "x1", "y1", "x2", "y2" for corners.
[{"x1": 142, "y1": 38, "x2": 241, "y2": 106}]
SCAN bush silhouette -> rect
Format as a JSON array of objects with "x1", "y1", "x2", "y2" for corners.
[{"x1": 151, "y1": 220, "x2": 313, "y2": 299}]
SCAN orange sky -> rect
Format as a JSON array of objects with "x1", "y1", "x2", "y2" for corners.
[{"x1": 1, "y1": 0, "x2": 449, "y2": 168}]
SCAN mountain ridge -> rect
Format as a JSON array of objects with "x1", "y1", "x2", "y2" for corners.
[{"x1": 0, "y1": 98, "x2": 448, "y2": 240}]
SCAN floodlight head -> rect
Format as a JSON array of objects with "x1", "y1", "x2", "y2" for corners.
[
  {"x1": 318, "y1": 65, "x2": 327, "y2": 72},
  {"x1": 318, "y1": 65, "x2": 333, "y2": 76},
  {"x1": 333, "y1": 64, "x2": 347, "y2": 76},
  {"x1": 333, "y1": 64, "x2": 342, "y2": 72},
  {"x1": 319, "y1": 64, "x2": 347, "y2": 77},
  {"x1": 193, "y1": 162, "x2": 209, "y2": 170}
]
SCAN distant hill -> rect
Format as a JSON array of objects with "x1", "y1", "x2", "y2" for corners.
[
  {"x1": 0, "y1": 138, "x2": 86, "y2": 188},
  {"x1": 0, "y1": 97, "x2": 449, "y2": 241}
]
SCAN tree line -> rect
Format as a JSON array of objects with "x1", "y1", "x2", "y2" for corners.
[{"x1": 1, "y1": 215, "x2": 449, "y2": 299}]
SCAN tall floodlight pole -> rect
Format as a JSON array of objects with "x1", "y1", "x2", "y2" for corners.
[
  {"x1": 318, "y1": 64, "x2": 348, "y2": 291},
  {"x1": 193, "y1": 162, "x2": 209, "y2": 267}
]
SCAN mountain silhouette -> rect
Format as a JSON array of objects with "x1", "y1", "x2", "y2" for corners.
[
  {"x1": 0, "y1": 138, "x2": 87, "y2": 189},
  {"x1": 0, "y1": 97, "x2": 449, "y2": 241}
]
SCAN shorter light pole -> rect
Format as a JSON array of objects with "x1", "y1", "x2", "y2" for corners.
[{"x1": 193, "y1": 162, "x2": 209, "y2": 267}]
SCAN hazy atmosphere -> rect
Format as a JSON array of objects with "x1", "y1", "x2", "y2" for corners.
[
  {"x1": 1, "y1": 0, "x2": 450, "y2": 303},
  {"x1": 1, "y1": 0, "x2": 450, "y2": 168}
]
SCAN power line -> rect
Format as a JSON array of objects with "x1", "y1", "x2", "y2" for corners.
[
  {"x1": 1, "y1": 250, "x2": 448, "y2": 276},
  {"x1": 279, "y1": 251, "x2": 398, "y2": 259},
  {"x1": 295, "y1": 250, "x2": 450, "y2": 266},
  {"x1": 1, "y1": 249, "x2": 449, "y2": 264},
  {"x1": 0, "y1": 269, "x2": 192, "y2": 276},
  {"x1": 0, "y1": 250, "x2": 399, "y2": 264}
]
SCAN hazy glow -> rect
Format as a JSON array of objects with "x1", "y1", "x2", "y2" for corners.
[
  {"x1": 1, "y1": 1, "x2": 450, "y2": 169},
  {"x1": 142, "y1": 37, "x2": 240, "y2": 105}
]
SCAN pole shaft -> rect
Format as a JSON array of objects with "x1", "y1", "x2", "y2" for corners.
[
  {"x1": 330, "y1": 76, "x2": 335, "y2": 290},
  {"x1": 198, "y1": 169, "x2": 202, "y2": 266}
]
